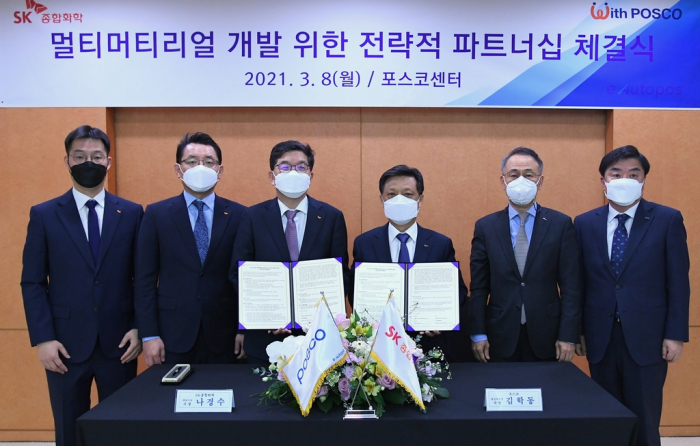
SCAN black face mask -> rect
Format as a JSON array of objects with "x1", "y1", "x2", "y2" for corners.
[{"x1": 70, "y1": 161, "x2": 108, "y2": 188}]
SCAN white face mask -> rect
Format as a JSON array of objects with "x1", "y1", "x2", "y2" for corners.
[
  {"x1": 384, "y1": 195, "x2": 419, "y2": 225},
  {"x1": 180, "y1": 165, "x2": 219, "y2": 193},
  {"x1": 504, "y1": 175, "x2": 540, "y2": 206},
  {"x1": 274, "y1": 171, "x2": 311, "y2": 199},
  {"x1": 605, "y1": 179, "x2": 643, "y2": 206}
]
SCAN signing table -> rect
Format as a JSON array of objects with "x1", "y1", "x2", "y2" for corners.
[{"x1": 77, "y1": 362, "x2": 636, "y2": 446}]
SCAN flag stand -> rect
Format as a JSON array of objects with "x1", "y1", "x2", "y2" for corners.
[{"x1": 342, "y1": 290, "x2": 395, "y2": 420}]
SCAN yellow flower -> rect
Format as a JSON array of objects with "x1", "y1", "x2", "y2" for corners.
[{"x1": 363, "y1": 377, "x2": 381, "y2": 396}]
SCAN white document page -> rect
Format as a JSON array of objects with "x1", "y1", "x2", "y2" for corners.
[
  {"x1": 406, "y1": 262, "x2": 460, "y2": 331},
  {"x1": 238, "y1": 261, "x2": 291, "y2": 330},
  {"x1": 353, "y1": 262, "x2": 406, "y2": 324},
  {"x1": 292, "y1": 258, "x2": 346, "y2": 329}
]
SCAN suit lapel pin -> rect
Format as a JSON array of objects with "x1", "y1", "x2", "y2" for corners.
[
  {"x1": 424, "y1": 244, "x2": 429, "y2": 247},
  {"x1": 317, "y1": 216, "x2": 322, "y2": 219},
  {"x1": 645, "y1": 217, "x2": 650, "y2": 220},
  {"x1": 117, "y1": 209, "x2": 122, "y2": 213},
  {"x1": 224, "y1": 212, "x2": 229, "y2": 215},
  {"x1": 542, "y1": 217, "x2": 547, "y2": 221}
]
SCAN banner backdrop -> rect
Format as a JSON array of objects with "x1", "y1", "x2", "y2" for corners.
[{"x1": 1, "y1": 0, "x2": 698, "y2": 108}]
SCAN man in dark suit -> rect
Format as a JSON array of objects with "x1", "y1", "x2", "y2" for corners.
[
  {"x1": 230, "y1": 140, "x2": 350, "y2": 363},
  {"x1": 351, "y1": 165, "x2": 469, "y2": 361},
  {"x1": 470, "y1": 147, "x2": 580, "y2": 363},
  {"x1": 574, "y1": 145, "x2": 689, "y2": 446},
  {"x1": 21, "y1": 125, "x2": 143, "y2": 446},
  {"x1": 136, "y1": 132, "x2": 246, "y2": 366}
]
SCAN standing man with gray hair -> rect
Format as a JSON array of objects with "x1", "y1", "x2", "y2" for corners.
[{"x1": 469, "y1": 147, "x2": 580, "y2": 362}]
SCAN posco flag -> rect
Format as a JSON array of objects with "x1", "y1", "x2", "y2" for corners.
[
  {"x1": 371, "y1": 297, "x2": 425, "y2": 410},
  {"x1": 281, "y1": 299, "x2": 347, "y2": 416}
]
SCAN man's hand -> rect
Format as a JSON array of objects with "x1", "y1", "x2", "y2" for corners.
[
  {"x1": 268, "y1": 328, "x2": 292, "y2": 336},
  {"x1": 143, "y1": 338, "x2": 165, "y2": 366},
  {"x1": 235, "y1": 334, "x2": 246, "y2": 360},
  {"x1": 419, "y1": 330, "x2": 441, "y2": 338},
  {"x1": 556, "y1": 341, "x2": 575, "y2": 362},
  {"x1": 575, "y1": 335, "x2": 587, "y2": 356},
  {"x1": 662, "y1": 339, "x2": 684, "y2": 363},
  {"x1": 38, "y1": 340, "x2": 70, "y2": 374},
  {"x1": 119, "y1": 328, "x2": 142, "y2": 364},
  {"x1": 472, "y1": 340, "x2": 490, "y2": 363}
]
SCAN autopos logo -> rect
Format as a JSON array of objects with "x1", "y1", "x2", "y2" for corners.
[
  {"x1": 590, "y1": 2, "x2": 683, "y2": 20},
  {"x1": 14, "y1": 0, "x2": 48, "y2": 23}
]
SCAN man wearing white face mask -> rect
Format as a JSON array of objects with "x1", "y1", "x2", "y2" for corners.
[
  {"x1": 574, "y1": 145, "x2": 689, "y2": 446},
  {"x1": 350, "y1": 165, "x2": 469, "y2": 361},
  {"x1": 135, "y1": 132, "x2": 247, "y2": 366},
  {"x1": 229, "y1": 140, "x2": 350, "y2": 363},
  {"x1": 470, "y1": 147, "x2": 580, "y2": 363}
]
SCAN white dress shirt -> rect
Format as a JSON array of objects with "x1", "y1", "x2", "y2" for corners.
[
  {"x1": 607, "y1": 202, "x2": 639, "y2": 259},
  {"x1": 279, "y1": 196, "x2": 309, "y2": 253},
  {"x1": 388, "y1": 221, "x2": 418, "y2": 262},
  {"x1": 72, "y1": 187, "x2": 105, "y2": 239}
]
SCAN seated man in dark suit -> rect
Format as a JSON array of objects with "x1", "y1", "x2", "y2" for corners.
[
  {"x1": 470, "y1": 147, "x2": 580, "y2": 363},
  {"x1": 575, "y1": 145, "x2": 689, "y2": 446},
  {"x1": 21, "y1": 125, "x2": 143, "y2": 446},
  {"x1": 351, "y1": 165, "x2": 469, "y2": 361},
  {"x1": 230, "y1": 140, "x2": 350, "y2": 364},
  {"x1": 136, "y1": 132, "x2": 246, "y2": 366}
]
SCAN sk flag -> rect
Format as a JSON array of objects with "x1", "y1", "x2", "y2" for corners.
[
  {"x1": 371, "y1": 297, "x2": 425, "y2": 410},
  {"x1": 282, "y1": 298, "x2": 347, "y2": 416}
]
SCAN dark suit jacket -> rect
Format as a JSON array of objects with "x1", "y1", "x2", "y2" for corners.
[
  {"x1": 229, "y1": 196, "x2": 350, "y2": 361},
  {"x1": 21, "y1": 190, "x2": 143, "y2": 363},
  {"x1": 574, "y1": 199, "x2": 690, "y2": 366},
  {"x1": 350, "y1": 223, "x2": 468, "y2": 308},
  {"x1": 135, "y1": 193, "x2": 246, "y2": 355},
  {"x1": 469, "y1": 205, "x2": 580, "y2": 360}
]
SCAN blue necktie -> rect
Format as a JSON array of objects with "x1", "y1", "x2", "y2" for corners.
[
  {"x1": 193, "y1": 200, "x2": 209, "y2": 265},
  {"x1": 86, "y1": 200, "x2": 100, "y2": 264},
  {"x1": 611, "y1": 213, "x2": 630, "y2": 275},
  {"x1": 397, "y1": 233, "x2": 411, "y2": 263}
]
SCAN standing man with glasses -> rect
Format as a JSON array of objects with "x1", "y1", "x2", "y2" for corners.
[
  {"x1": 21, "y1": 125, "x2": 143, "y2": 446},
  {"x1": 469, "y1": 147, "x2": 580, "y2": 362},
  {"x1": 574, "y1": 145, "x2": 689, "y2": 446},
  {"x1": 135, "y1": 132, "x2": 246, "y2": 366},
  {"x1": 230, "y1": 140, "x2": 350, "y2": 363}
]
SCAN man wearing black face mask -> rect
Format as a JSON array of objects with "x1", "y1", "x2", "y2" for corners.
[{"x1": 21, "y1": 125, "x2": 144, "y2": 446}]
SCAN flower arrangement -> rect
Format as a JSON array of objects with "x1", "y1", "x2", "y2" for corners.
[{"x1": 254, "y1": 312, "x2": 450, "y2": 417}]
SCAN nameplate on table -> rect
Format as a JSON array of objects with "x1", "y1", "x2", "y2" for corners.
[
  {"x1": 175, "y1": 389, "x2": 234, "y2": 412},
  {"x1": 484, "y1": 388, "x2": 542, "y2": 411}
]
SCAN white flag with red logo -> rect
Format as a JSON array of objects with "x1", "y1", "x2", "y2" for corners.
[
  {"x1": 371, "y1": 297, "x2": 425, "y2": 410},
  {"x1": 281, "y1": 298, "x2": 347, "y2": 416}
]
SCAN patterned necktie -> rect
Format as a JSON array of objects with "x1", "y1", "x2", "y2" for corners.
[
  {"x1": 285, "y1": 210, "x2": 300, "y2": 262},
  {"x1": 396, "y1": 233, "x2": 411, "y2": 263},
  {"x1": 193, "y1": 200, "x2": 208, "y2": 265},
  {"x1": 611, "y1": 213, "x2": 630, "y2": 275},
  {"x1": 514, "y1": 212, "x2": 529, "y2": 324},
  {"x1": 86, "y1": 200, "x2": 100, "y2": 263}
]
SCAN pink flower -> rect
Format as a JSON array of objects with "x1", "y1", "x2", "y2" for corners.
[
  {"x1": 376, "y1": 374, "x2": 395, "y2": 390},
  {"x1": 316, "y1": 385, "x2": 329, "y2": 397},
  {"x1": 343, "y1": 365, "x2": 355, "y2": 379},
  {"x1": 335, "y1": 314, "x2": 351, "y2": 329},
  {"x1": 346, "y1": 352, "x2": 361, "y2": 364},
  {"x1": 342, "y1": 338, "x2": 351, "y2": 349},
  {"x1": 338, "y1": 378, "x2": 351, "y2": 400}
]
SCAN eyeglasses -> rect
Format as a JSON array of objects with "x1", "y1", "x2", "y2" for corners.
[
  {"x1": 181, "y1": 158, "x2": 219, "y2": 169},
  {"x1": 275, "y1": 162, "x2": 309, "y2": 173},
  {"x1": 70, "y1": 153, "x2": 106, "y2": 164},
  {"x1": 504, "y1": 172, "x2": 540, "y2": 182}
]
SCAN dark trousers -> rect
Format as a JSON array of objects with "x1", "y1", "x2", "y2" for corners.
[
  {"x1": 46, "y1": 338, "x2": 137, "y2": 446},
  {"x1": 589, "y1": 320, "x2": 667, "y2": 446},
  {"x1": 165, "y1": 324, "x2": 235, "y2": 365},
  {"x1": 492, "y1": 323, "x2": 555, "y2": 362}
]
